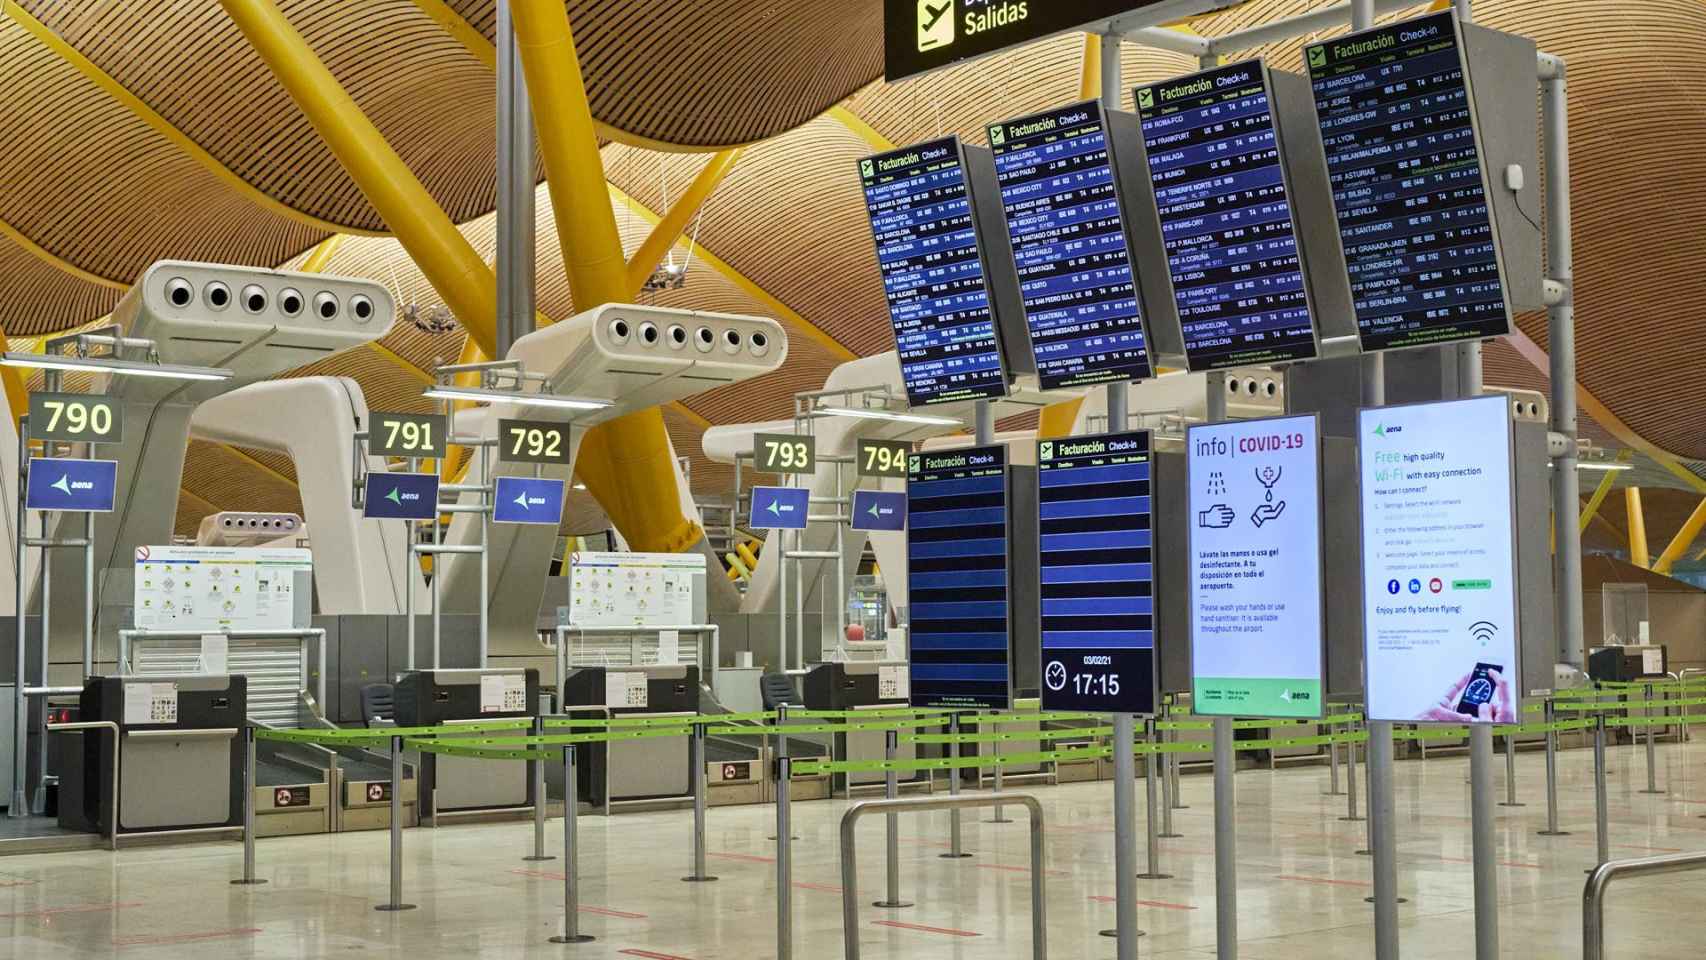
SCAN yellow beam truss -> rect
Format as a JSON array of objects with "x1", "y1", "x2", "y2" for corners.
[
  {"x1": 1654, "y1": 496, "x2": 1706, "y2": 576},
  {"x1": 1625, "y1": 486, "x2": 1650, "y2": 568},
  {"x1": 1578, "y1": 449, "x2": 1631, "y2": 535},
  {"x1": 3, "y1": 3, "x2": 383, "y2": 238},
  {"x1": 625, "y1": 148, "x2": 745, "y2": 294}
]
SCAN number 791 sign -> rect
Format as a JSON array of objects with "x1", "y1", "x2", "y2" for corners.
[{"x1": 499, "y1": 418, "x2": 573, "y2": 465}]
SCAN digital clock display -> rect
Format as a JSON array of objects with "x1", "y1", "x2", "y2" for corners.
[{"x1": 1036, "y1": 430, "x2": 1157, "y2": 715}]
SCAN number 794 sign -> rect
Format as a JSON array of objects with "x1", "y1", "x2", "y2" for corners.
[{"x1": 499, "y1": 419, "x2": 573, "y2": 465}]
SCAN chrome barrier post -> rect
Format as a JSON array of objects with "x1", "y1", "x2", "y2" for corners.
[
  {"x1": 940, "y1": 712, "x2": 970, "y2": 859},
  {"x1": 683, "y1": 721, "x2": 716, "y2": 882},
  {"x1": 1469, "y1": 723, "x2": 1498, "y2": 958},
  {"x1": 1540, "y1": 699, "x2": 1568, "y2": 835},
  {"x1": 375, "y1": 735, "x2": 415, "y2": 911},
  {"x1": 1341, "y1": 727, "x2": 1364, "y2": 822},
  {"x1": 988, "y1": 730, "x2": 1011, "y2": 823},
  {"x1": 1159, "y1": 720, "x2": 1181, "y2": 837},
  {"x1": 1501, "y1": 732, "x2": 1524, "y2": 807},
  {"x1": 776, "y1": 755, "x2": 793, "y2": 960},
  {"x1": 525, "y1": 715, "x2": 553, "y2": 861},
  {"x1": 232, "y1": 724, "x2": 266, "y2": 885},
  {"x1": 1326, "y1": 727, "x2": 1343, "y2": 795},
  {"x1": 549, "y1": 744, "x2": 594, "y2": 943},
  {"x1": 1640, "y1": 682, "x2": 1663, "y2": 795},
  {"x1": 1137, "y1": 719, "x2": 1171, "y2": 880},
  {"x1": 874, "y1": 728, "x2": 911, "y2": 908},
  {"x1": 1593, "y1": 712, "x2": 1609, "y2": 867},
  {"x1": 1368, "y1": 721, "x2": 1399, "y2": 959},
  {"x1": 1212, "y1": 716, "x2": 1236, "y2": 960},
  {"x1": 9, "y1": 421, "x2": 27, "y2": 818}
]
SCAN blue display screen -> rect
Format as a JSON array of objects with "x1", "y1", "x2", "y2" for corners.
[
  {"x1": 1307, "y1": 11, "x2": 1511, "y2": 352},
  {"x1": 859, "y1": 137, "x2": 1009, "y2": 406},
  {"x1": 906, "y1": 444, "x2": 1010, "y2": 709},
  {"x1": 1137, "y1": 61, "x2": 1318, "y2": 371},
  {"x1": 988, "y1": 102, "x2": 1153, "y2": 389},
  {"x1": 1036, "y1": 431, "x2": 1157, "y2": 714}
]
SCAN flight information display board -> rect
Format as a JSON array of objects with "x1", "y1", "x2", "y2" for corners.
[
  {"x1": 1136, "y1": 61, "x2": 1319, "y2": 371},
  {"x1": 907, "y1": 445, "x2": 1011, "y2": 709},
  {"x1": 1307, "y1": 11, "x2": 1512, "y2": 352},
  {"x1": 989, "y1": 101, "x2": 1154, "y2": 389},
  {"x1": 1036, "y1": 431, "x2": 1157, "y2": 714},
  {"x1": 860, "y1": 138, "x2": 1010, "y2": 406}
]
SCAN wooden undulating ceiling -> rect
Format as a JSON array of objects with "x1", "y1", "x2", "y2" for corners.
[{"x1": 2, "y1": 0, "x2": 1704, "y2": 538}]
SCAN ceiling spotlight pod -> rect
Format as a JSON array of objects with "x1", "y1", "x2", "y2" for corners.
[
  {"x1": 721, "y1": 328, "x2": 743, "y2": 355},
  {"x1": 748, "y1": 330, "x2": 771, "y2": 358},
  {"x1": 204, "y1": 281, "x2": 231, "y2": 310},
  {"x1": 241, "y1": 284, "x2": 268, "y2": 314},
  {"x1": 608, "y1": 318, "x2": 631, "y2": 344},
  {"x1": 694, "y1": 326, "x2": 715, "y2": 354},
  {"x1": 638, "y1": 321, "x2": 660, "y2": 345},
  {"x1": 312, "y1": 291, "x2": 340, "y2": 321},
  {"x1": 667, "y1": 324, "x2": 688, "y2": 350},
  {"x1": 165, "y1": 277, "x2": 194, "y2": 308},
  {"x1": 278, "y1": 288, "x2": 304, "y2": 316}
]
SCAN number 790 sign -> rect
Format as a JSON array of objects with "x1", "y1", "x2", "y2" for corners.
[
  {"x1": 499, "y1": 419, "x2": 573, "y2": 465},
  {"x1": 29, "y1": 392, "x2": 122, "y2": 444}
]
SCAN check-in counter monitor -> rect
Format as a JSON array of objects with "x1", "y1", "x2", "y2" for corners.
[
  {"x1": 393, "y1": 669, "x2": 538, "y2": 816},
  {"x1": 562, "y1": 665, "x2": 698, "y2": 808},
  {"x1": 59, "y1": 675, "x2": 244, "y2": 835}
]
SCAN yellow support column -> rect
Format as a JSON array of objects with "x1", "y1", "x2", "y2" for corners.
[
  {"x1": 216, "y1": 0, "x2": 500, "y2": 357},
  {"x1": 625, "y1": 148, "x2": 744, "y2": 294},
  {"x1": 1626, "y1": 486, "x2": 1650, "y2": 568},
  {"x1": 1654, "y1": 497, "x2": 1706, "y2": 576}
]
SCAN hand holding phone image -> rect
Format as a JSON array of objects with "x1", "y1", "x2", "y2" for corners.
[{"x1": 1415, "y1": 664, "x2": 1513, "y2": 722}]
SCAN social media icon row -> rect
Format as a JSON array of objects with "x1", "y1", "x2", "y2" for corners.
[{"x1": 1386, "y1": 577, "x2": 1445, "y2": 595}]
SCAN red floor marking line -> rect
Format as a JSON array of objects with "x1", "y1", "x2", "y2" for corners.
[
  {"x1": 0, "y1": 880, "x2": 37, "y2": 888},
  {"x1": 1276, "y1": 874, "x2": 1372, "y2": 888},
  {"x1": 0, "y1": 901, "x2": 142, "y2": 919},
  {"x1": 707, "y1": 851, "x2": 776, "y2": 864},
  {"x1": 792, "y1": 881, "x2": 844, "y2": 893},
  {"x1": 619, "y1": 951, "x2": 696, "y2": 960},
  {"x1": 1088, "y1": 896, "x2": 1197, "y2": 911},
  {"x1": 580, "y1": 906, "x2": 648, "y2": 920},
  {"x1": 511, "y1": 868, "x2": 568, "y2": 881},
  {"x1": 872, "y1": 920, "x2": 981, "y2": 938},
  {"x1": 112, "y1": 928, "x2": 261, "y2": 947}
]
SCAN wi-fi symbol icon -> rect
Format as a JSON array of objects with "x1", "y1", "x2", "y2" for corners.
[{"x1": 1469, "y1": 621, "x2": 1499, "y2": 643}]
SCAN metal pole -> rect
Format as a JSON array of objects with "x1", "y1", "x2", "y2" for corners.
[
  {"x1": 683, "y1": 721, "x2": 716, "y2": 881},
  {"x1": 1212, "y1": 715, "x2": 1236, "y2": 959},
  {"x1": 525, "y1": 715, "x2": 552, "y2": 861},
  {"x1": 1328, "y1": 729, "x2": 1343, "y2": 795},
  {"x1": 1468, "y1": 724, "x2": 1498, "y2": 958},
  {"x1": 989, "y1": 732, "x2": 1010, "y2": 823},
  {"x1": 11, "y1": 422, "x2": 27, "y2": 817},
  {"x1": 1542, "y1": 57, "x2": 1583, "y2": 671},
  {"x1": 375, "y1": 735, "x2": 415, "y2": 911},
  {"x1": 33, "y1": 509, "x2": 50, "y2": 815},
  {"x1": 1368, "y1": 721, "x2": 1398, "y2": 959},
  {"x1": 1540, "y1": 699, "x2": 1567, "y2": 835},
  {"x1": 1138, "y1": 718, "x2": 1170, "y2": 879},
  {"x1": 1641, "y1": 682, "x2": 1662, "y2": 794},
  {"x1": 875, "y1": 728, "x2": 911, "y2": 908},
  {"x1": 232, "y1": 724, "x2": 266, "y2": 885},
  {"x1": 405, "y1": 459, "x2": 416, "y2": 673},
  {"x1": 549, "y1": 744, "x2": 594, "y2": 943},
  {"x1": 776, "y1": 755, "x2": 793, "y2": 960},
  {"x1": 431, "y1": 511, "x2": 441, "y2": 670},
  {"x1": 478, "y1": 443, "x2": 490, "y2": 669},
  {"x1": 1342, "y1": 731, "x2": 1363, "y2": 822},
  {"x1": 941, "y1": 712, "x2": 970, "y2": 858},
  {"x1": 1594, "y1": 713, "x2": 1609, "y2": 867},
  {"x1": 495, "y1": 0, "x2": 536, "y2": 360},
  {"x1": 1160, "y1": 739, "x2": 1179, "y2": 837},
  {"x1": 1501, "y1": 733, "x2": 1524, "y2": 806},
  {"x1": 82, "y1": 510, "x2": 93, "y2": 678},
  {"x1": 1169, "y1": 724, "x2": 1184, "y2": 810},
  {"x1": 778, "y1": 519, "x2": 788, "y2": 674}
]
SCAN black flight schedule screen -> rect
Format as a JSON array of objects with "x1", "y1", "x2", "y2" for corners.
[
  {"x1": 1037, "y1": 431, "x2": 1157, "y2": 714},
  {"x1": 1308, "y1": 11, "x2": 1511, "y2": 352},
  {"x1": 1136, "y1": 61, "x2": 1318, "y2": 371},
  {"x1": 907, "y1": 445, "x2": 1011, "y2": 710},
  {"x1": 860, "y1": 138, "x2": 1009, "y2": 406},
  {"x1": 988, "y1": 102, "x2": 1153, "y2": 390}
]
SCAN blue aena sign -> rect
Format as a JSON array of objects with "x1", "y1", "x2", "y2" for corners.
[
  {"x1": 750, "y1": 486, "x2": 810, "y2": 530},
  {"x1": 851, "y1": 490, "x2": 907, "y2": 532},
  {"x1": 363, "y1": 472, "x2": 440, "y2": 521},
  {"x1": 494, "y1": 476, "x2": 566, "y2": 525},
  {"x1": 26, "y1": 458, "x2": 117, "y2": 512}
]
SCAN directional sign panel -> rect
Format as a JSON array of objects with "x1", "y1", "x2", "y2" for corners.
[
  {"x1": 26, "y1": 458, "x2": 117, "y2": 512},
  {"x1": 493, "y1": 476, "x2": 567, "y2": 525},
  {"x1": 886, "y1": 0, "x2": 1171, "y2": 82},
  {"x1": 363, "y1": 472, "x2": 440, "y2": 520},
  {"x1": 750, "y1": 486, "x2": 810, "y2": 531},
  {"x1": 851, "y1": 490, "x2": 908, "y2": 532},
  {"x1": 29, "y1": 392, "x2": 123, "y2": 444}
]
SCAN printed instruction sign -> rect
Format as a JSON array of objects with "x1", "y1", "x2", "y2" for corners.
[
  {"x1": 479, "y1": 673, "x2": 528, "y2": 714},
  {"x1": 604, "y1": 671, "x2": 649, "y2": 709},
  {"x1": 123, "y1": 681, "x2": 179, "y2": 725},
  {"x1": 1360, "y1": 396, "x2": 1520, "y2": 723},
  {"x1": 568, "y1": 552, "x2": 704, "y2": 627},
  {"x1": 133, "y1": 546, "x2": 311, "y2": 632},
  {"x1": 1187, "y1": 415, "x2": 1325, "y2": 717}
]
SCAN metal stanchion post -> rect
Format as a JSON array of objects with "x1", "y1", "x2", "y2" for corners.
[
  {"x1": 874, "y1": 729, "x2": 911, "y2": 908},
  {"x1": 776, "y1": 756, "x2": 793, "y2": 960},
  {"x1": 683, "y1": 722, "x2": 717, "y2": 882},
  {"x1": 1366, "y1": 721, "x2": 1401, "y2": 955},
  {"x1": 1341, "y1": 729, "x2": 1364, "y2": 822},
  {"x1": 940, "y1": 712, "x2": 970, "y2": 859},
  {"x1": 1099, "y1": 712, "x2": 1145, "y2": 946},
  {"x1": 375, "y1": 735, "x2": 415, "y2": 911},
  {"x1": 769, "y1": 704, "x2": 797, "y2": 842},
  {"x1": 988, "y1": 729, "x2": 1011, "y2": 823},
  {"x1": 525, "y1": 715, "x2": 553, "y2": 861},
  {"x1": 1327, "y1": 731, "x2": 1344, "y2": 795},
  {"x1": 1640, "y1": 683, "x2": 1663, "y2": 795},
  {"x1": 549, "y1": 744, "x2": 594, "y2": 943},
  {"x1": 1501, "y1": 732, "x2": 1524, "y2": 807},
  {"x1": 1159, "y1": 726, "x2": 1181, "y2": 838},
  {"x1": 1212, "y1": 716, "x2": 1236, "y2": 959},
  {"x1": 1169, "y1": 720, "x2": 1186, "y2": 810},
  {"x1": 1540, "y1": 699, "x2": 1568, "y2": 835},
  {"x1": 1137, "y1": 719, "x2": 1171, "y2": 880},
  {"x1": 1593, "y1": 713, "x2": 1609, "y2": 868},
  {"x1": 1469, "y1": 724, "x2": 1498, "y2": 958},
  {"x1": 232, "y1": 724, "x2": 266, "y2": 886}
]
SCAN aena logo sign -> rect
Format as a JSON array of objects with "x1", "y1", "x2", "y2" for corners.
[{"x1": 1371, "y1": 422, "x2": 1402, "y2": 438}]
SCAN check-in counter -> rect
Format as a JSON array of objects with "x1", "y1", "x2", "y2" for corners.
[
  {"x1": 801, "y1": 662, "x2": 914, "y2": 792},
  {"x1": 393, "y1": 668, "x2": 539, "y2": 822},
  {"x1": 562, "y1": 665, "x2": 697, "y2": 811}
]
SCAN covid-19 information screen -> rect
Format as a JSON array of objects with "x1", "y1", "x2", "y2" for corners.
[
  {"x1": 989, "y1": 102, "x2": 1153, "y2": 389},
  {"x1": 1136, "y1": 61, "x2": 1318, "y2": 371},
  {"x1": 907, "y1": 445, "x2": 1011, "y2": 709},
  {"x1": 1308, "y1": 11, "x2": 1511, "y2": 353},
  {"x1": 860, "y1": 138, "x2": 1009, "y2": 406},
  {"x1": 1036, "y1": 431, "x2": 1157, "y2": 714}
]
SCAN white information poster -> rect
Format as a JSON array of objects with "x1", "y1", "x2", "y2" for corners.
[
  {"x1": 133, "y1": 546, "x2": 311, "y2": 632},
  {"x1": 1360, "y1": 396, "x2": 1520, "y2": 723},
  {"x1": 568, "y1": 552, "x2": 704, "y2": 627},
  {"x1": 1187, "y1": 414, "x2": 1326, "y2": 717},
  {"x1": 123, "y1": 681, "x2": 179, "y2": 725},
  {"x1": 604, "y1": 671, "x2": 648, "y2": 709},
  {"x1": 479, "y1": 674, "x2": 527, "y2": 714},
  {"x1": 878, "y1": 664, "x2": 910, "y2": 701}
]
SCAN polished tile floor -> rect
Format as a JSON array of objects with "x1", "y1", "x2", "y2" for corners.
[{"x1": 3, "y1": 737, "x2": 1705, "y2": 957}]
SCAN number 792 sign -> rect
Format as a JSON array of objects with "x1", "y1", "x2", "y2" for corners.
[{"x1": 499, "y1": 419, "x2": 574, "y2": 465}]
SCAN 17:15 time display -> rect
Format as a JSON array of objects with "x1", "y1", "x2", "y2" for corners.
[{"x1": 1073, "y1": 672, "x2": 1121, "y2": 696}]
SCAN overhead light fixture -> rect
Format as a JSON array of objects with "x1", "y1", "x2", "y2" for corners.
[
  {"x1": 0, "y1": 353, "x2": 232, "y2": 382},
  {"x1": 1574, "y1": 461, "x2": 1633, "y2": 472},
  {"x1": 422, "y1": 386, "x2": 611, "y2": 411},
  {"x1": 819, "y1": 406, "x2": 962, "y2": 427}
]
